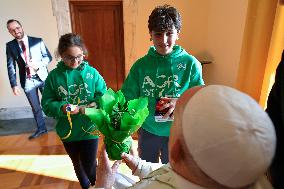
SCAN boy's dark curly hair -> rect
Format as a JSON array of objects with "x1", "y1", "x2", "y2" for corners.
[
  {"x1": 57, "y1": 33, "x2": 88, "y2": 57},
  {"x1": 148, "y1": 5, "x2": 182, "y2": 32}
]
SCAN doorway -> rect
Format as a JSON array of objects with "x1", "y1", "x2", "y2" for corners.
[{"x1": 69, "y1": 1, "x2": 125, "y2": 91}]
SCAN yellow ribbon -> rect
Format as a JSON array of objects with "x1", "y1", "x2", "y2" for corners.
[
  {"x1": 61, "y1": 98, "x2": 80, "y2": 140},
  {"x1": 61, "y1": 111, "x2": 72, "y2": 140},
  {"x1": 110, "y1": 138, "x2": 123, "y2": 144},
  {"x1": 81, "y1": 126, "x2": 101, "y2": 136}
]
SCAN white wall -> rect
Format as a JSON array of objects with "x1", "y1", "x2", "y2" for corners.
[
  {"x1": 204, "y1": 0, "x2": 248, "y2": 86},
  {"x1": 0, "y1": 0, "x2": 58, "y2": 111}
]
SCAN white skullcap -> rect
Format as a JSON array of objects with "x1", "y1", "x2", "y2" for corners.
[{"x1": 182, "y1": 85, "x2": 276, "y2": 188}]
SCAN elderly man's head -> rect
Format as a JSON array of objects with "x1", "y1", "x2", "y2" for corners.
[{"x1": 169, "y1": 85, "x2": 276, "y2": 189}]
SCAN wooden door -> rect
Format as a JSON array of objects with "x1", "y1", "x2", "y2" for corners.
[{"x1": 69, "y1": 1, "x2": 125, "y2": 91}]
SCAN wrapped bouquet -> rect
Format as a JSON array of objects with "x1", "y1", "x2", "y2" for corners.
[{"x1": 84, "y1": 89, "x2": 149, "y2": 160}]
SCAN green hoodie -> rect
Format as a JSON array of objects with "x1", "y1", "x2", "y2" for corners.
[
  {"x1": 41, "y1": 60, "x2": 107, "y2": 142},
  {"x1": 121, "y1": 45, "x2": 204, "y2": 136}
]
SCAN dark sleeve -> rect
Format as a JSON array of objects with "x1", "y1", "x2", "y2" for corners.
[
  {"x1": 6, "y1": 43, "x2": 17, "y2": 88},
  {"x1": 266, "y1": 50, "x2": 284, "y2": 137}
]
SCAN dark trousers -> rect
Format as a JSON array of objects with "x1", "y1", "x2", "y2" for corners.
[
  {"x1": 270, "y1": 143, "x2": 284, "y2": 189},
  {"x1": 63, "y1": 139, "x2": 98, "y2": 189},
  {"x1": 24, "y1": 77, "x2": 46, "y2": 131},
  {"x1": 138, "y1": 128, "x2": 169, "y2": 164}
]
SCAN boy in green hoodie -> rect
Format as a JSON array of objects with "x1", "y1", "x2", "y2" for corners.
[
  {"x1": 41, "y1": 33, "x2": 107, "y2": 189},
  {"x1": 121, "y1": 5, "x2": 204, "y2": 164}
]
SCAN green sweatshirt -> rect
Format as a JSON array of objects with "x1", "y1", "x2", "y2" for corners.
[
  {"x1": 121, "y1": 45, "x2": 204, "y2": 136},
  {"x1": 41, "y1": 61, "x2": 107, "y2": 142}
]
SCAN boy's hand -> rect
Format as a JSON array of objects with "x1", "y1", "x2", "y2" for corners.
[{"x1": 159, "y1": 97, "x2": 177, "y2": 119}]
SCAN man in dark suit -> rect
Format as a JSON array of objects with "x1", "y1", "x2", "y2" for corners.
[{"x1": 6, "y1": 19, "x2": 52, "y2": 140}]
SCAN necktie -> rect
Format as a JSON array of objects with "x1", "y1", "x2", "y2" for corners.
[{"x1": 19, "y1": 40, "x2": 31, "y2": 78}]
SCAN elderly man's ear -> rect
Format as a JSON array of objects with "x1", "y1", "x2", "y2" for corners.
[{"x1": 170, "y1": 139, "x2": 185, "y2": 164}]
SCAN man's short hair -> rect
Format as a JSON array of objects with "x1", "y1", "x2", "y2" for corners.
[
  {"x1": 7, "y1": 19, "x2": 22, "y2": 28},
  {"x1": 148, "y1": 4, "x2": 182, "y2": 32}
]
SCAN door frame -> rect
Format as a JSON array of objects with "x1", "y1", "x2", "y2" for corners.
[
  {"x1": 69, "y1": 0, "x2": 125, "y2": 90},
  {"x1": 51, "y1": 0, "x2": 139, "y2": 77}
]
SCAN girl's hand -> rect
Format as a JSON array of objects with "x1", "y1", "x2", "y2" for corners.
[
  {"x1": 62, "y1": 104, "x2": 79, "y2": 114},
  {"x1": 86, "y1": 102, "x2": 97, "y2": 108},
  {"x1": 79, "y1": 102, "x2": 97, "y2": 114},
  {"x1": 79, "y1": 107, "x2": 85, "y2": 114}
]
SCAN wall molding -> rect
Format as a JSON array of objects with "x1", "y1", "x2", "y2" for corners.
[{"x1": 0, "y1": 107, "x2": 34, "y2": 120}]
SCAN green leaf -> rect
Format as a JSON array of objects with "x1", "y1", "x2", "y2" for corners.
[
  {"x1": 100, "y1": 89, "x2": 117, "y2": 114},
  {"x1": 116, "y1": 90, "x2": 126, "y2": 105},
  {"x1": 84, "y1": 89, "x2": 149, "y2": 160},
  {"x1": 104, "y1": 136, "x2": 133, "y2": 160},
  {"x1": 85, "y1": 108, "x2": 106, "y2": 126}
]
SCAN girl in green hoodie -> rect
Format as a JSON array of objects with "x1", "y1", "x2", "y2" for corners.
[
  {"x1": 121, "y1": 5, "x2": 204, "y2": 164},
  {"x1": 41, "y1": 33, "x2": 107, "y2": 189}
]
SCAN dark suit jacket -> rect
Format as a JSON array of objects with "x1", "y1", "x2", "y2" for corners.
[
  {"x1": 266, "y1": 50, "x2": 284, "y2": 158},
  {"x1": 6, "y1": 36, "x2": 52, "y2": 88}
]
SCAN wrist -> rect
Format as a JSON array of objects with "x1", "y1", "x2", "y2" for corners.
[{"x1": 132, "y1": 156, "x2": 140, "y2": 174}]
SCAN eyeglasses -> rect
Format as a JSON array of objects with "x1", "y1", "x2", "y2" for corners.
[{"x1": 62, "y1": 54, "x2": 84, "y2": 63}]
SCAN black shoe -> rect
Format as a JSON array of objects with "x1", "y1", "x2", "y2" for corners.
[{"x1": 28, "y1": 129, "x2": 48, "y2": 140}]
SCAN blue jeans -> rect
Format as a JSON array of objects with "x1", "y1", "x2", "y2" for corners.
[
  {"x1": 138, "y1": 128, "x2": 169, "y2": 164},
  {"x1": 24, "y1": 76, "x2": 46, "y2": 131},
  {"x1": 63, "y1": 139, "x2": 98, "y2": 189}
]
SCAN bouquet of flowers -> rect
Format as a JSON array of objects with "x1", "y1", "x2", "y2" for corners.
[{"x1": 84, "y1": 88, "x2": 149, "y2": 160}]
